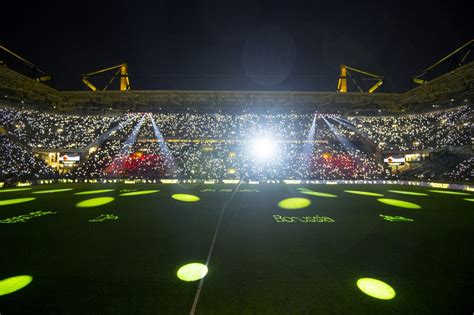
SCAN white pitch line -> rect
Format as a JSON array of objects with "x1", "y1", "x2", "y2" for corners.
[{"x1": 189, "y1": 179, "x2": 244, "y2": 315}]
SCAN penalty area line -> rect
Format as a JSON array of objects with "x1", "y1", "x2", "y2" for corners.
[{"x1": 189, "y1": 178, "x2": 244, "y2": 315}]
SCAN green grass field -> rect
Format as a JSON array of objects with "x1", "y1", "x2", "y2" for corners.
[{"x1": 0, "y1": 183, "x2": 473, "y2": 314}]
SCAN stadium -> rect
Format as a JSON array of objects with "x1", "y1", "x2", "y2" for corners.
[{"x1": 1, "y1": 6, "x2": 473, "y2": 314}]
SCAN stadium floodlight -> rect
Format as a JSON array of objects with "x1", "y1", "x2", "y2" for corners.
[{"x1": 250, "y1": 137, "x2": 277, "y2": 160}]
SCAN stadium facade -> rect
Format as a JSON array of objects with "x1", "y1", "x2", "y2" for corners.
[{"x1": 1, "y1": 60, "x2": 473, "y2": 113}]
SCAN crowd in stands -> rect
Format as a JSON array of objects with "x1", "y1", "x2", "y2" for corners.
[
  {"x1": 0, "y1": 107, "x2": 124, "y2": 149},
  {"x1": 68, "y1": 115, "x2": 383, "y2": 180},
  {"x1": 0, "y1": 136, "x2": 54, "y2": 180},
  {"x1": 348, "y1": 105, "x2": 471, "y2": 151},
  {"x1": 442, "y1": 157, "x2": 473, "y2": 182},
  {"x1": 399, "y1": 152, "x2": 466, "y2": 181},
  {"x1": 139, "y1": 113, "x2": 337, "y2": 140},
  {"x1": 0, "y1": 105, "x2": 471, "y2": 182}
]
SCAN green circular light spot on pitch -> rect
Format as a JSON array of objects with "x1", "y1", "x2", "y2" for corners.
[
  {"x1": 177, "y1": 263, "x2": 208, "y2": 282},
  {"x1": 377, "y1": 198, "x2": 421, "y2": 209},
  {"x1": 428, "y1": 190, "x2": 470, "y2": 196},
  {"x1": 300, "y1": 191, "x2": 338, "y2": 198},
  {"x1": 0, "y1": 275, "x2": 33, "y2": 296},
  {"x1": 278, "y1": 197, "x2": 311, "y2": 209},
  {"x1": 0, "y1": 188, "x2": 32, "y2": 193},
  {"x1": 172, "y1": 194, "x2": 200, "y2": 202},
  {"x1": 120, "y1": 190, "x2": 159, "y2": 196},
  {"x1": 75, "y1": 197, "x2": 115, "y2": 208},
  {"x1": 357, "y1": 278, "x2": 395, "y2": 300},
  {"x1": 344, "y1": 190, "x2": 384, "y2": 197},
  {"x1": 32, "y1": 188, "x2": 73, "y2": 194},
  {"x1": 75, "y1": 189, "x2": 115, "y2": 195},
  {"x1": 0, "y1": 197, "x2": 36, "y2": 206},
  {"x1": 387, "y1": 190, "x2": 428, "y2": 196},
  {"x1": 464, "y1": 198, "x2": 474, "y2": 202}
]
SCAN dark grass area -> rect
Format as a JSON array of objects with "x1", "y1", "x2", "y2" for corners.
[{"x1": 0, "y1": 183, "x2": 473, "y2": 314}]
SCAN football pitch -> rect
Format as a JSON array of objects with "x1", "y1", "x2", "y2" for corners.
[{"x1": 0, "y1": 183, "x2": 473, "y2": 314}]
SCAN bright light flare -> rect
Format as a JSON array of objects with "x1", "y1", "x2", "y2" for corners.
[{"x1": 250, "y1": 137, "x2": 277, "y2": 160}]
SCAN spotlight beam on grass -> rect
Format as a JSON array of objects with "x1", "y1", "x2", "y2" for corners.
[
  {"x1": 172, "y1": 194, "x2": 200, "y2": 202},
  {"x1": 278, "y1": 197, "x2": 311, "y2": 209},
  {"x1": 75, "y1": 189, "x2": 115, "y2": 195},
  {"x1": 377, "y1": 198, "x2": 421, "y2": 209},
  {"x1": 0, "y1": 188, "x2": 32, "y2": 193},
  {"x1": 299, "y1": 190, "x2": 338, "y2": 198},
  {"x1": 428, "y1": 190, "x2": 470, "y2": 196},
  {"x1": 0, "y1": 275, "x2": 33, "y2": 296},
  {"x1": 344, "y1": 190, "x2": 384, "y2": 197},
  {"x1": 387, "y1": 190, "x2": 428, "y2": 196},
  {"x1": 177, "y1": 263, "x2": 208, "y2": 282},
  {"x1": 357, "y1": 278, "x2": 396, "y2": 300},
  {"x1": 76, "y1": 197, "x2": 115, "y2": 208},
  {"x1": 32, "y1": 188, "x2": 73, "y2": 194},
  {"x1": 120, "y1": 190, "x2": 159, "y2": 196},
  {"x1": 0, "y1": 198, "x2": 36, "y2": 206}
]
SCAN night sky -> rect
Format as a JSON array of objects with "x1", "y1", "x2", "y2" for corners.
[{"x1": 1, "y1": 0, "x2": 472, "y2": 92}]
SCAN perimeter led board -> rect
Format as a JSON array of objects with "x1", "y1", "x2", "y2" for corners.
[
  {"x1": 344, "y1": 190, "x2": 384, "y2": 197},
  {"x1": 171, "y1": 194, "x2": 200, "y2": 202},
  {"x1": 0, "y1": 275, "x2": 33, "y2": 296},
  {"x1": 377, "y1": 198, "x2": 421, "y2": 209},
  {"x1": 177, "y1": 263, "x2": 208, "y2": 282},
  {"x1": 0, "y1": 198, "x2": 36, "y2": 206},
  {"x1": 120, "y1": 190, "x2": 159, "y2": 196},
  {"x1": 356, "y1": 278, "x2": 396, "y2": 300},
  {"x1": 383, "y1": 155, "x2": 405, "y2": 166},
  {"x1": 76, "y1": 197, "x2": 115, "y2": 208},
  {"x1": 278, "y1": 198, "x2": 311, "y2": 209}
]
